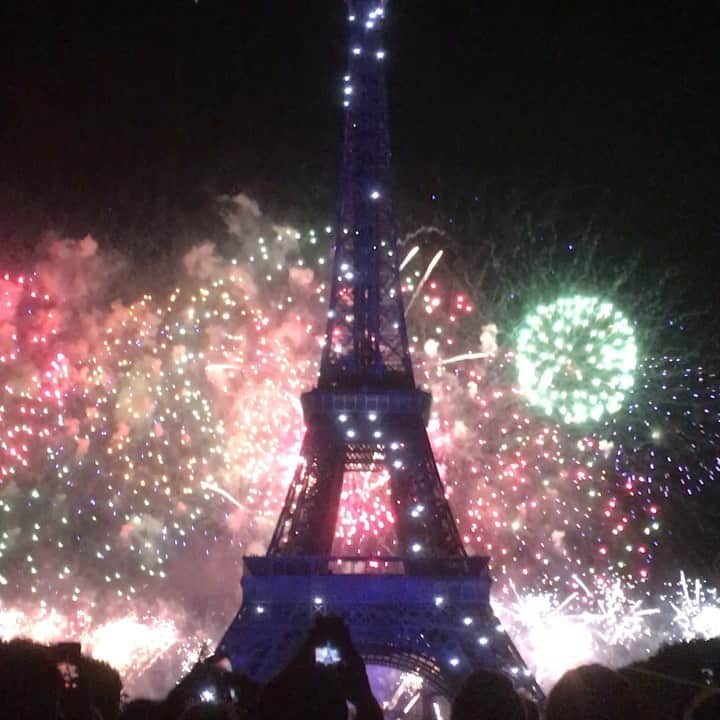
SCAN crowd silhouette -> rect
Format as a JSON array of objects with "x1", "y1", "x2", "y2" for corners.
[{"x1": 1, "y1": 622, "x2": 718, "y2": 719}]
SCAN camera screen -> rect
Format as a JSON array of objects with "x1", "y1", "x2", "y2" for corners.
[
  {"x1": 314, "y1": 643, "x2": 342, "y2": 665},
  {"x1": 57, "y1": 662, "x2": 79, "y2": 690}
]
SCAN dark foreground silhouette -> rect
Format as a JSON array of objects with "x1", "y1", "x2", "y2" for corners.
[{"x1": 2, "y1": 628, "x2": 720, "y2": 719}]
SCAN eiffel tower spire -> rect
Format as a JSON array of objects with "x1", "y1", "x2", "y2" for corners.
[{"x1": 321, "y1": 0, "x2": 413, "y2": 389}]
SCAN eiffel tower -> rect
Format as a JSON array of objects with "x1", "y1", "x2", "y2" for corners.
[{"x1": 218, "y1": 0, "x2": 540, "y2": 706}]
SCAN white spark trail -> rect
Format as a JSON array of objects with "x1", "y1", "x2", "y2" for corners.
[{"x1": 406, "y1": 250, "x2": 444, "y2": 311}]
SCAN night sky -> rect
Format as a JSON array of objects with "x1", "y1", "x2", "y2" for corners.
[{"x1": 1, "y1": 2, "x2": 718, "y2": 294}]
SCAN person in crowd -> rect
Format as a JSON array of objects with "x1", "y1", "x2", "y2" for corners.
[
  {"x1": 260, "y1": 664, "x2": 348, "y2": 720},
  {"x1": 0, "y1": 638, "x2": 124, "y2": 720},
  {"x1": 544, "y1": 663, "x2": 641, "y2": 720},
  {"x1": 259, "y1": 615, "x2": 383, "y2": 720},
  {"x1": 450, "y1": 667, "x2": 527, "y2": 720},
  {"x1": 0, "y1": 638, "x2": 62, "y2": 719},
  {"x1": 120, "y1": 698, "x2": 163, "y2": 720},
  {"x1": 164, "y1": 651, "x2": 258, "y2": 719},
  {"x1": 179, "y1": 703, "x2": 241, "y2": 719},
  {"x1": 46, "y1": 641, "x2": 124, "y2": 720},
  {"x1": 75, "y1": 652, "x2": 124, "y2": 720}
]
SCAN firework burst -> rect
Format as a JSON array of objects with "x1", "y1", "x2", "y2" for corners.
[{"x1": 0, "y1": 204, "x2": 718, "y2": 694}]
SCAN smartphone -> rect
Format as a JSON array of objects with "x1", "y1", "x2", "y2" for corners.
[
  {"x1": 57, "y1": 661, "x2": 80, "y2": 690},
  {"x1": 314, "y1": 642, "x2": 342, "y2": 665},
  {"x1": 54, "y1": 641, "x2": 82, "y2": 690}
]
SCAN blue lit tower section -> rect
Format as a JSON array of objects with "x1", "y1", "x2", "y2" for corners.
[{"x1": 322, "y1": 1, "x2": 412, "y2": 388}]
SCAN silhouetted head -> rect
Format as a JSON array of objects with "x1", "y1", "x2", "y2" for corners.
[
  {"x1": 260, "y1": 664, "x2": 348, "y2": 720},
  {"x1": 684, "y1": 689, "x2": 720, "y2": 720},
  {"x1": 179, "y1": 702, "x2": 241, "y2": 720},
  {"x1": 451, "y1": 668, "x2": 526, "y2": 720},
  {"x1": 0, "y1": 639, "x2": 62, "y2": 718},
  {"x1": 545, "y1": 664, "x2": 639, "y2": 720},
  {"x1": 78, "y1": 654, "x2": 123, "y2": 720},
  {"x1": 120, "y1": 698, "x2": 162, "y2": 720}
]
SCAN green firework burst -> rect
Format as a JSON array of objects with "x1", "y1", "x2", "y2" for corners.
[{"x1": 516, "y1": 295, "x2": 637, "y2": 424}]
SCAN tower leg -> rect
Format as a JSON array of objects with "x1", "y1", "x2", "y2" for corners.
[
  {"x1": 389, "y1": 420, "x2": 466, "y2": 557},
  {"x1": 268, "y1": 423, "x2": 345, "y2": 555}
]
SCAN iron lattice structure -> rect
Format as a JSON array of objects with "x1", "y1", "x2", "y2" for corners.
[
  {"x1": 219, "y1": 0, "x2": 541, "y2": 704},
  {"x1": 267, "y1": 389, "x2": 464, "y2": 557},
  {"x1": 220, "y1": 558, "x2": 536, "y2": 698},
  {"x1": 320, "y1": 0, "x2": 412, "y2": 389}
]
